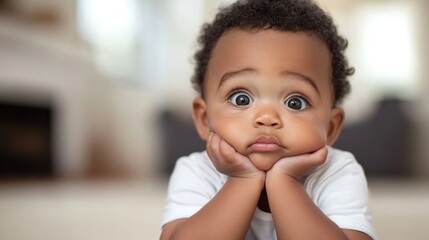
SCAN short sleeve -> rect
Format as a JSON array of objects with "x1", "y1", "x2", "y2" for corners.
[
  {"x1": 161, "y1": 152, "x2": 224, "y2": 228},
  {"x1": 304, "y1": 148, "x2": 377, "y2": 239}
]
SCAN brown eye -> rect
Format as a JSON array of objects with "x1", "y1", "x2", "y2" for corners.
[
  {"x1": 229, "y1": 92, "x2": 253, "y2": 106},
  {"x1": 285, "y1": 96, "x2": 309, "y2": 110}
]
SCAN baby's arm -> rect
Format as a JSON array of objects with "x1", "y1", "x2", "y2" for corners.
[
  {"x1": 160, "y1": 132, "x2": 265, "y2": 240},
  {"x1": 265, "y1": 147, "x2": 372, "y2": 240}
]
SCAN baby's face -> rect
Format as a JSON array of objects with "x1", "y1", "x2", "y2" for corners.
[{"x1": 196, "y1": 29, "x2": 343, "y2": 170}]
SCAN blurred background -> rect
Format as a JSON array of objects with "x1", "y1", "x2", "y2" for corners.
[{"x1": 0, "y1": 0, "x2": 428, "y2": 239}]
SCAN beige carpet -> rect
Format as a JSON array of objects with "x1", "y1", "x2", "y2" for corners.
[{"x1": 0, "y1": 178, "x2": 428, "y2": 240}]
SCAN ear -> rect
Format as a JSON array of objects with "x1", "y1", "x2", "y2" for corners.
[
  {"x1": 327, "y1": 107, "x2": 345, "y2": 145},
  {"x1": 192, "y1": 97, "x2": 210, "y2": 141}
]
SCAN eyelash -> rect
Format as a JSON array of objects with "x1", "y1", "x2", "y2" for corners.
[
  {"x1": 287, "y1": 93, "x2": 312, "y2": 106},
  {"x1": 225, "y1": 89, "x2": 312, "y2": 108},
  {"x1": 225, "y1": 88, "x2": 250, "y2": 101}
]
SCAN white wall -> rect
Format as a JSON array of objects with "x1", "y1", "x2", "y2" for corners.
[
  {"x1": 1, "y1": 0, "x2": 428, "y2": 179},
  {"x1": 0, "y1": 17, "x2": 90, "y2": 177}
]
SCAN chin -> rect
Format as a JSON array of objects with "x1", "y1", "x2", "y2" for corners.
[{"x1": 248, "y1": 153, "x2": 282, "y2": 171}]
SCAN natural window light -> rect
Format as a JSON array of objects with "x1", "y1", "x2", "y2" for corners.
[
  {"x1": 352, "y1": 2, "x2": 418, "y2": 99},
  {"x1": 77, "y1": 0, "x2": 140, "y2": 82}
]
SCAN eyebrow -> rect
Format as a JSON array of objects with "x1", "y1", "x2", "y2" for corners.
[
  {"x1": 218, "y1": 68, "x2": 256, "y2": 90},
  {"x1": 218, "y1": 68, "x2": 321, "y2": 96},
  {"x1": 282, "y1": 71, "x2": 320, "y2": 96}
]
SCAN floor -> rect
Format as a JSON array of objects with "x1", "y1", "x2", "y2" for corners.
[
  {"x1": 368, "y1": 179, "x2": 429, "y2": 240},
  {"x1": 0, "y1": 178, "x2": 428, "y2": 240},
  {"x1": 0, "y1": 179, "x2": 166, "y2": 240}
]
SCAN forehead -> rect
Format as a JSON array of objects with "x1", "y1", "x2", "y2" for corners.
[
  {"x1": 215, "y1": 29, "x2": 330, "y2": 56},
  {"x1": 205, "y1": 29, "x2": 332, "y2": 95}
]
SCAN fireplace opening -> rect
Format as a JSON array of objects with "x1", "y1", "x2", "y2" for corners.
[{"x1": 0, "y1": 101, "x2": 54, "y2": 178}]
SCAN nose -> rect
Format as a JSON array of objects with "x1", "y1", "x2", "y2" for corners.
[{"x1": 253, "y1": 106, "x2": 282, "y2": 128}]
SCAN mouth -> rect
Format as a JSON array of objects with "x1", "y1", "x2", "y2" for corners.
[{"x1": 248, "y1": 136, "x2": 284, "y2": 152}]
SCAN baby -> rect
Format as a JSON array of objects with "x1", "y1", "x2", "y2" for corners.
[{"x1": 161, "y1": 0, "x2": 376, "y2": 239}]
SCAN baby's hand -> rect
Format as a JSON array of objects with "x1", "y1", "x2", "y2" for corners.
[
  {"x1": 206, "y1": 132, "x2": 264, "y2": 179},
  {"x1": 269, "y1": 146, "x2": 328, "y2": 181}
]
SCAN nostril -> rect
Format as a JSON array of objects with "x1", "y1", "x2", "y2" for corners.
[
  {"x1": 256, "y1": 118, "x2": 280, "y2": 127},
  {"x1": 254, "y1": 109, "x2": 282, "y2": 128}
]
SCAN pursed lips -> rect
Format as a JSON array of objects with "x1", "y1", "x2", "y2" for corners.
[{"x1": 248, "y1": 136, "x2": 284, "y2": 152}]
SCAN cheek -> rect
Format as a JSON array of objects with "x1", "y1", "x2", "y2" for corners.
[
  {"x1": 287, "y1": 119, "x2": 328, "y2": 154},
  {"x1": 209, "y1": 114, "x2": 248, "y2": 153}
]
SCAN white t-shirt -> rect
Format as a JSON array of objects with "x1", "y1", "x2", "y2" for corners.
[{"x1": 162, "y1": 147, "x2": 376, "y2": 239}]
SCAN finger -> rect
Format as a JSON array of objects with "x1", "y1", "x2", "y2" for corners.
[
  {"x1": 218, "y1": 139, "x2": 237, "y2": 160},
  {"x1": 206, "y1": 132, "x2": 217, "y2": 157},
  {"x1": 283, "y1": 146, "x2": 328, "y2": 163},
  {"x1": 308, "y1": 146, "x2": 328, "y2": 165},
  {"x1": 208, "y1": 132, "x2": 222, "y2": 159},
  {"x1": 206, "y1": 131, "x2": 212, "y2": 146},
  {"x1": 218, "y1": 139, "x2": 248, "y2": 168}
]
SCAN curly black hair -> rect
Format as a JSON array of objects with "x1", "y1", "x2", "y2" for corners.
[{"x1": 191, "y1": 0, "x2": 354, "y2": 105}]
